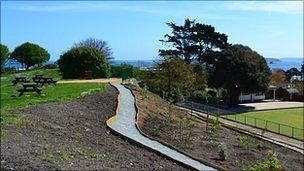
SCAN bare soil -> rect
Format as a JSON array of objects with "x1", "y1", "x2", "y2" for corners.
[
  {"x1": 128, "y1": 85, "x2": 304, "y2": 171},
  {"x1": 0, "y1": 86, "x2": 185, "y2": 170}
]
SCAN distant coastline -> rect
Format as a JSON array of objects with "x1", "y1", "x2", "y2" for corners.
[{"x1": 4, "y1": 57, "x2": 303, "y2": 71}]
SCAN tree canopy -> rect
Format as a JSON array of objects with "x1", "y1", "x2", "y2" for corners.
[
  {"x1": 58, "y1": 46, "x2": 110, "y2": 79},
  {"x1": 159, "y1": 19, "x2": 229, "y2": 67},
  {"x1": 270, "y1": 68, "x2": 286, "y2": 86},
  {"x1": 11, "y1": 42, "x2": 50, "y2": 69},
  {"x1": 1, "y1": 44, "x2": 10, "y2": 71},
  {"x1": 211, "y1": 44, "x2": 271, "y2": 106},
  {"x1": 285, "y1": 67, "x2": 301, "y2": 82},
  {"x1": 73, "y1": 37, "x2": 113, "y2": 61}
]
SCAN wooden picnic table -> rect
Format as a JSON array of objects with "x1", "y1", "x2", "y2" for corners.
[
  {"x1": 17, "y1": 83, "x2": 42, "y2": 96},
  {"x1": 12, "y1": 76, "x2": 29, "y2": 86},
  {"x1": 33, "y1": 76, "x2": 57, "y2": 86}
]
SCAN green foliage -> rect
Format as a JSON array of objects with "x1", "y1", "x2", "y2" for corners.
[
  {"x1": 43, "y1": 64, "x2": 58, "y2": 69},
  {"x1": 218, "y1": 143, "x2": 229, "y2": 160},
  {"x1": 1, "y1": 44, "x2": 10, "y2": 71},
  {"x1": 73, "y1": 37, "x2": 113, "y2": 61},
  {"x1": 256, "y1": 141, "x2": 264, "y2": 151},
  {"x1": 58, "y1": 46, "x2": 110, "y2": 79},
  {"x1": 11, "y1": 42, "x2": 50, "y2": 69},
  {"x1": 159, "y1": 19, "x2": 229, "y2": 65},
  {"x1": 211, "y1": 44, "x2": 271, "y2": 106},
  {"x1": 157, "y1": 58, "x2": 196, "y2": 101},
  {"x1": 209, "y1": 117, "x2": 221, "y2": 135},
  {"x1": 110, "y1": 64, "x2": 133, "y2": 77},
  {"x1": 249, "y1": 151, "x2": 283, "y2": 171},
  {"x1": 189, "y1": 90, "x2": 220, "y2": 104},
  {"x1": 285, "y1": 67, "x2": 301, "y2": 81},
  {"x1": 237, "y1": 135, "x2": 252, "y2": 151},
  {"x1": 178, "y1": 114, "x2": 197, "y2": 148}
]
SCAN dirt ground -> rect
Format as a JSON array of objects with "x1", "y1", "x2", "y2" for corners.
[
  {"x1": 128, "y1": 85, "x2": 304, "y2": 171},
  {"x1": 0, "y1": 86, "x2": 185, "y2": 170}
]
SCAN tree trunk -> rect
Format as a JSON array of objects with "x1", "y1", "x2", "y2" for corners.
[{"x1": 228, "y1": 90, "x2": 240, "y2": 107}]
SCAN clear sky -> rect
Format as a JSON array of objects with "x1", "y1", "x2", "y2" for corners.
[{"x1": 1, "y1": 1, "x2": 303, "y2": 61}]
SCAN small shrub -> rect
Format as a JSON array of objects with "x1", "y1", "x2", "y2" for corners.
[
  {"x1": 218, "y1": 143, "x2": 228, "y2": 160},
  {"x1": 208, "y1": 117, "x2": 221, "y2": 136},
  {"x1": 237, "y1": 135, "x2": 252, "y2": 151},
  {"x1": 249, "y1": 150, "x2": 283, "y2": 171},
  {"x1": 256, "y1": 141, "x2": 264, "y2": 151}
]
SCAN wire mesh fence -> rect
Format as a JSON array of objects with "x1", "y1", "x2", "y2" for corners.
[{"x1": 179, "y1": 100, "x2": 304, "y2": 140}]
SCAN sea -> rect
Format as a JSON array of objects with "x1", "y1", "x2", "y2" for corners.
[{"x1": 4, "y1": 57, "x2": 303, "y2": 71}]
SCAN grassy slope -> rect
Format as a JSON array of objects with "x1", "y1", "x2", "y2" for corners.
[
  {"x1": 1, "y1": 69, "x2": 107, "y2": 118},
  {"x1": 226, "y1": 108, "x2": 304, "y2": 139}
]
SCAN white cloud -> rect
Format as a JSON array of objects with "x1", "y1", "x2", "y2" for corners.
[
  {"x1": 1, "y1": 2, "x2": 237, "y2": 20},
  {"x1": 225, "y1": 1, "x2": 303, "y2": 15}
]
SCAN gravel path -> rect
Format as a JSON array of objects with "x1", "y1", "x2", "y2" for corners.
[
  {"x1": 1, "y1": 86, "x2": 184, "y2": 170},
  {"x1": 107, "y1": 84, "x2": 216, "y2": 171}
]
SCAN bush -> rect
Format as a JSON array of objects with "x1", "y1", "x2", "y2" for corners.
[
  {"x1": 110, "y1": 64, "x2": 133, "y2": 78},
  {"x1": 58, "y1": 47, "x2": 110, "y2": 79},
  {"x1": 43, "y1": 64, "x2": 58, "y2": 69},
  {"x1": 249, "y1": 151, "x2": 283, "y2": 171},
  {"x1": 218, "y1": 143, "x2": 228, "y2": 160}
]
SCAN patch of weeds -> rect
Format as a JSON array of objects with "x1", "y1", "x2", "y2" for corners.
[
  {"x1": 42, "y1": 154, "x2": 55, "y2": 164},
  {"x1": 75, "y1": 148, "x2": 100, "y2": 159},
  {"x1": 68, "y1": 116, "x2": 76, "y2": 125},
  {"x1": 80, "y1": 88, "x2": 102, "y2": 97},
  {"x1": 235, "y1": 160, "x2": 247, "y2": 171},
  {"x1": 237, "y1": 135, "x2": 252, "y2": 151},
  {"x1": 59, "y1": 150, "x2": 74, "y2": 161},
  {"x1": 249, "y1": 150, "x2": 284, "y2": 171},
  {"x1": 218, "y1": 143, "x2": 228, "y2": 160},
  {"x1": 256, "y1": 141, "x2": 264, "y2": 151},
  {"x1": 0, "y1": 129, "x2": 7, "y2": 141}
]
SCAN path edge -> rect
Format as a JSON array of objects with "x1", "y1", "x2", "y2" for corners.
[
  {"x1": 125, "y1": 85, "x2": 225, "y2": 171},
  {"x1": 105, "y1": 84, "x2": 201, "y2": 171}
]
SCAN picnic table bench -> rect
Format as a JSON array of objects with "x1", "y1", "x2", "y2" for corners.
[
  {"x1": 12, "y1": 76, "x2": 29, "y2": 86},
  {"x1": 17, "y1": 83, "x2": 42, "y2": 96},
  {"x1": 33, "y1": 76, "x2": 57, "y2": 86}
]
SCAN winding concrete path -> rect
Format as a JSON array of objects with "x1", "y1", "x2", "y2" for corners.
[{"x1": 107, "y1": 84, "x2": 216, "y2": 171}]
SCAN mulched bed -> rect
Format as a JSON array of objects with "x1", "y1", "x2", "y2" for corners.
[
  {"x1": 1, "y1": 85, "x2": 185, "y2": 170},
  {"x1": 128, "y1": 85, "x2": 304, "y2": 171}
]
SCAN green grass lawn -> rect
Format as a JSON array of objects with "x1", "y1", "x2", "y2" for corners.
[
  {"x1": 225, "y1": 108, "x2": 304, "y2": 140},
  {"x1": 1, "y1": 68, "x2": 107, "y2": 121}
]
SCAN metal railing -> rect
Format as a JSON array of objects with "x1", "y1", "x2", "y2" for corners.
[{"x1": 179, "y1": 101, "x2": 304, "y2": 140}]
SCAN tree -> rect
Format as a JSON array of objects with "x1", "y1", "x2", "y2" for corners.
[
  {"x1": 211, "y1": 44, "x2": 271, "y2": 106},
  {"x1": 11, "y1": 42, "x2": 50, "y2": 70},
  {"x1": 285, "y1": 67, "x2": 301, "y2": 82},
  {"x1": 0, "y1": 44, "x2": 10, "y2": 72},
  {"x1": 270, "y1": 68, "x2": 286, "y2": 86},
  {"x1": 159, "y1": 19, "x2": 229, "y2": 67},
  {"x1": 157, "y1": 56, "x2": 196, "y2": 101},
  {"x1": 58, "y1": 47, "x2": 110, "y2": 79},
  {"x1": 73, "y1": 37, "x2": 113, "y2": 61}
]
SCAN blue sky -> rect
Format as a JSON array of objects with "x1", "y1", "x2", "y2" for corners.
[{"x1": 1, "y1": 1, "x2": 303, "y2": 61}]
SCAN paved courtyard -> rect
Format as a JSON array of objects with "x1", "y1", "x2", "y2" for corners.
[{"x1": 234, "y1": 101, "x2": 304, "y2": 112}]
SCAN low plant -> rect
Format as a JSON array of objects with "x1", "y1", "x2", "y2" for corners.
[
  {"x1": 237, "y1": 135, "x2": 252, "y2": 151},
  {"x1": 249, "y1": 150, "x2": 283, "y2": 171},
  {"x1": 256, "y1": 141, "x2": 264, "y2": 151},
  {"x1": 218, "y1": 143, "x2": 228, "y2": 160}
]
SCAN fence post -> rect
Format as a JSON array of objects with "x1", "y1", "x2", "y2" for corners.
[
  {"x1": 278, "y1": 124, "x2": 280, "y2": 133},
  {"x1": 266, "y1": 120, "x2": 268, "y2": 130},
  {"x1": 254, "y1": 118, "x2": 256, "y2": 127},
  {"x1": 292, "y1": 127, "x2": 294, "y2": 138},
  {"x1": 244, "y1": 115, "x2": 247, "y2": 124}
]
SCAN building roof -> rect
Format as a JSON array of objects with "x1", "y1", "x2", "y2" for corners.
[{"x1": 286, "y1": 88, "x2": 299, "y2": 94}]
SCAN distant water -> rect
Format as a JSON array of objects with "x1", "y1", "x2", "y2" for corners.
[
  {"x1": 267, "y1": 58, "x2": 303, "y2": 71},
  {"x1": 4, "y1": 58, "x2": 303, "y2": 71}
]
